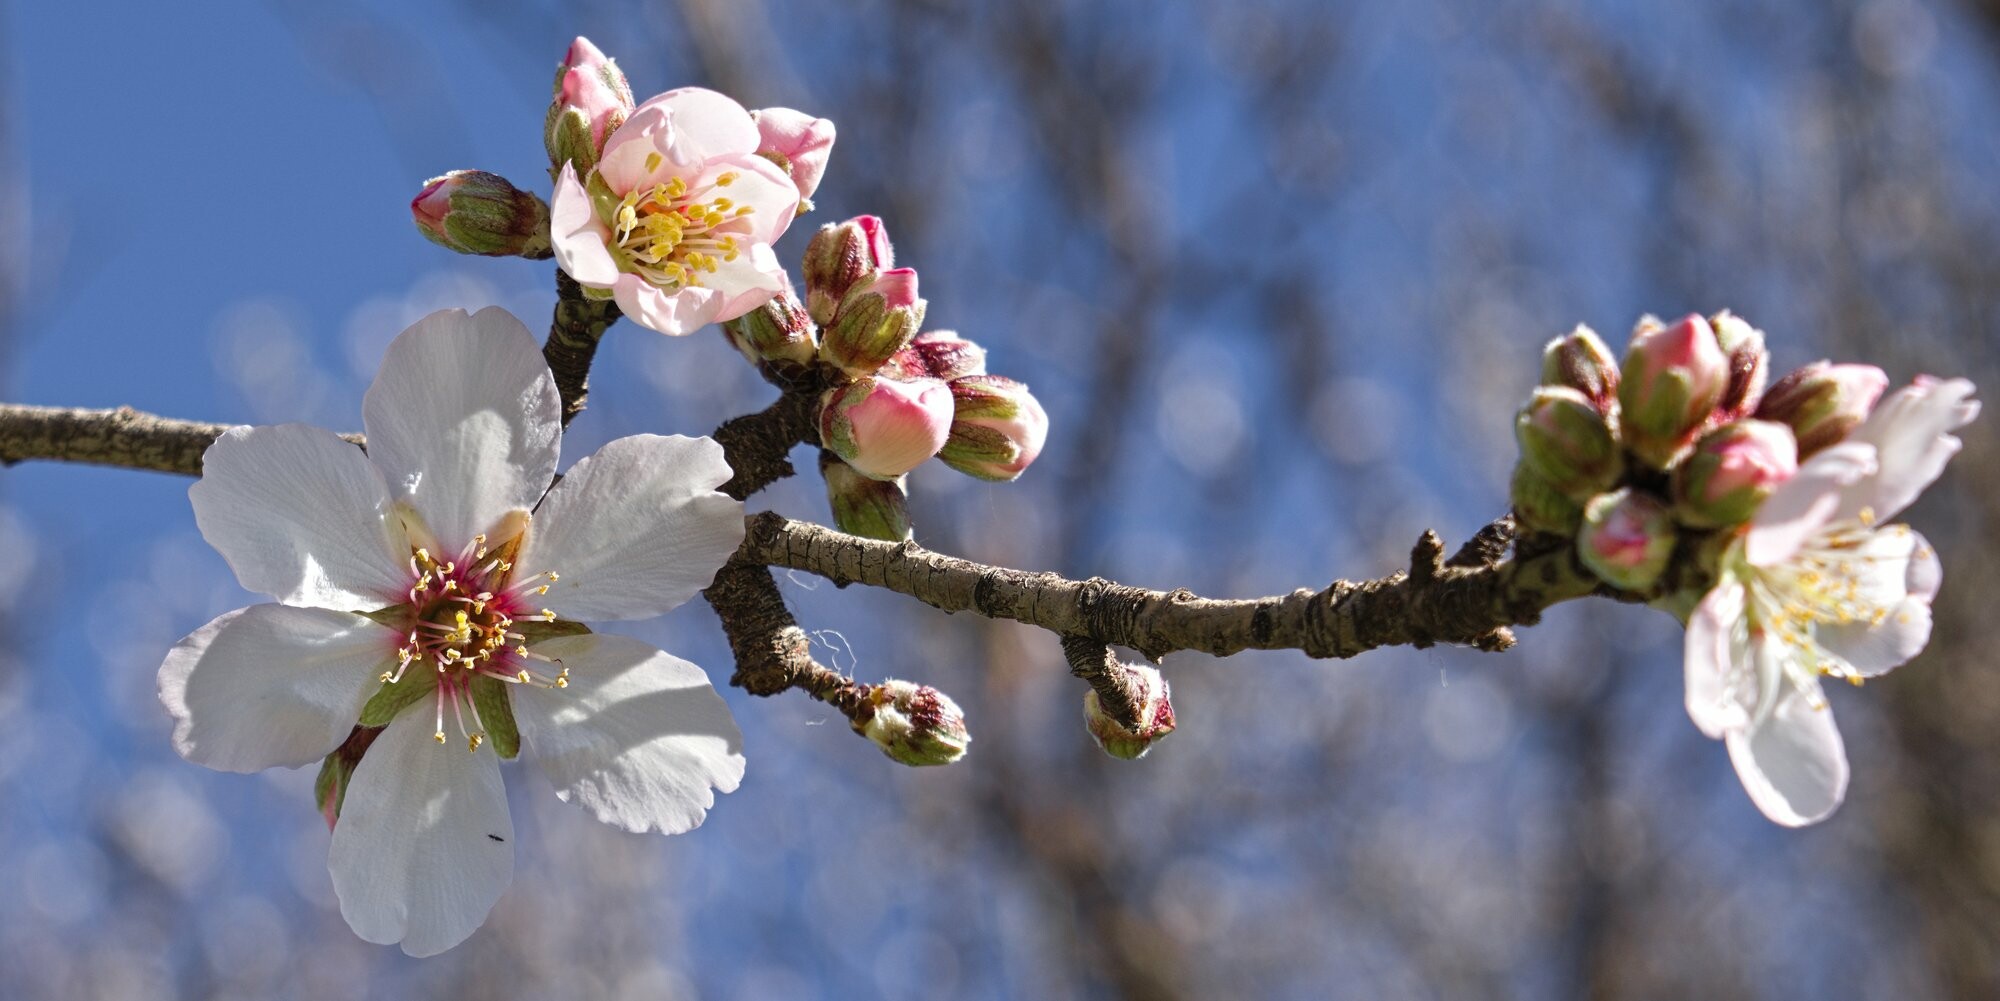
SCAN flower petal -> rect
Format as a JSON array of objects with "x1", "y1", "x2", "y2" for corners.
[
  {"x1": 1685, "y1": 576, "x2": 1754, "y2": 739},
  {"x1": 1745, "y1": 442, "x2": 1876, "y2": 567},
  {"x1": 632, "y1": 87, "x2": 760, "y2": 164},
  {"x1": 1724, "y1": 686, "x2": 1849, "y2": 827},
  {"x1": 1814, "y1": 528, "x2": 1937, "y2": 678},
  {"x1": 519, "y1": 435, "x2": 743, "y2": 620},
  {"x1": 706, "y1": 153, "x2": 804, "y2": 247},
  {"x1": 1837, "y1": 377, "x2": 1979, "y2": 524},
  {"x1": 160, "y1": 604, "x2": 391, "y2": 772},
  {"x1": 514, "y1": 633, "x2": 744, "y2": 835},
  {"x1": 612, "y1": 274, "x2": 724, "y2": 336},
  {"x1": 327, "y1": 711, "x2": 514, "y2": 958},
  {"x1": 550, "y1": 163, "x2": 619, "y2": 288},
  {"x1": 362, "y1": 308, "x2": 561, "y2": 549},
  {"x1": 190, "y1": 423, "x2": 410, "y2": 609}
]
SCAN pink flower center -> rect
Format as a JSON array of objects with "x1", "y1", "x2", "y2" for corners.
[
  {"x1": 610, "y1": 168, "x2": 758, "y2": 291},
  {"x1": 378, "y1": 531, "x2": 568, "y2": 751}
]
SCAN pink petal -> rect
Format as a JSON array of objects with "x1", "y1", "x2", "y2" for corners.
[
  {"x1": 631, "y1": 87, "x2": 760, "y2": 164},
  {"x1": 550, "y1": 163, "x2": 619, "y2": 288},
  {"x1": 1744, "y1": 442, "x2": 1875, "y2": 567},
  {"x1": 612, "y1": 274, "x2": 724, "y2": 337}
]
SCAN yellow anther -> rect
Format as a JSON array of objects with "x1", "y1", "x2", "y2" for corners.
[
  {"x1": 542, "y1": 609, "x2": 558, "y2": 621},
  {"x1": 468, "y1": 733, "x2": 484, "y2": 752},
  {"x1": 1858, "y1": 506, "x2": 1876, "y2": 526},
  {"x1": 546, "y1": 572, "x2": 560, "y2": 583},
  {"x1": 712, "y1": 197, "x2": 733, "y2": 211},
  {"x1": 433, "y1": 731, "x2": 447, "y2": 744},
  {"x1": 644, "y1": 151, "x2": 663, "y2": 173},
  {"x1": 379, "y1": 671, "x2": 394, "y2": 683},
  {"x1": 517, "y1": 669, "x2": 532, "y2": 682},
  {"x1": 735, "y1": 206, "x2": 754, "y2": 217},
  {"x1": 716, "y1": 171, "x2": 738, "y2": 186}
]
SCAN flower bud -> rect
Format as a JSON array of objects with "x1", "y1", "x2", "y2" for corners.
[
  {"x1": 721, "y1": 286, "x2": 818, "y2": 373},
  {"x1": 891, "y1": 330, "x2": 988, "y2": 381},
  {"x1": 1617, "y1": 313, "x2": 1729, "y2": 469},
  {"x1": 1754, "y1": 361, "x2": 1890, "y2": 458},
  {"x1": 1710, "y1": 310, "x2": 1770, "y2": 419},
  {"x1": 1673, "y1": 419, "x2": 1799, "y2": 528},
  {"x1": 938, "y1": 375, "x2": 1049, "y2": 481},
  {"x1": 819, "y1": 375, "x2": 955, "y2": 480},
  {"x1": 1577, "y1": 488, "x2": 1677, "y2": 592},
  {"x1": 411, "y1": 171, "x2": 552, "y2": 258},
  {"x1": 1540, "y1": 325, "x2": 1620, "y2": 412},
  {"x1": 857, "y1": 680, "x2": 969, "y2": 766},
  {"x1": 1083, "y1": 664, "x2": 1176, "y2": 760},
  {"x1": 750, "y1": 107, "x2": 836, "y2": 208},
  {"x1": 1515, "y1": 386, "x2": 1622, "y2": 501},
  {"x1": 821, "y1": 450, "x2": 912, "y2": 542},
  {"x1": 544, "y1": 36, "x2": 635, "y2": 175},
  {"x1": 803, "y1": 215, "x2": 893, "y2": 325},
  {"x1": 821, "y1": 268, "x2": 926, "y2": 374},
  {"x1": 1510, "y1": 461, "x2": 1583, "y2": 535}
]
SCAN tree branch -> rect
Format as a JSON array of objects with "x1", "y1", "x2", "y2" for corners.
[
  {"x1": 542, "y1": 272, "x2": 623, "y2": 427},
  {"x1": 0, "y1": 402, "x2": 1596, "y2": 669}
]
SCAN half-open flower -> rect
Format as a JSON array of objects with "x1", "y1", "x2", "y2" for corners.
[
  {"x1": 1684, "y1": 377, "x2": 1978, "y2": 826},
  {"x1": 749, "y1": 107, "x2": 836, "y2": 207},
  {"x1": 160, "y1": 307, "x2": 749, "y2": 955},
  {"x1": 551, "y1": 88, "x2": 801, "y2": 336}
]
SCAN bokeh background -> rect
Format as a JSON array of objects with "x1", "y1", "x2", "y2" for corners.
[{"x1": 1, "y1": 0, "x2": 1995, "y2": 997}]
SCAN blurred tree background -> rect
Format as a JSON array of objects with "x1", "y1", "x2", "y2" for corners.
[{"x1": 0, "y1": 0, "x2": 1995, "y2": 998}]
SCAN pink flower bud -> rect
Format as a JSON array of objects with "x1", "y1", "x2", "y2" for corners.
[
  {"x1": 819, "y1": 375, "x2": 954, "y2": 479},
  {"x1": 1577, "y1": 488, "x2": 1677, "y2": 591},
  {"x1": 890, "y1": 330, "x2": 988, "y2": 382},
  {"x1": 1673, "y1": 420, "x2": 1798, "y2": 527},
  {"x1": 803, "y1": 215, "x2": 894, "y2": 325},
  {"x1": 1755, "y1": 361, "x2": 1890, "y2": 458},
  {"x1": 1618, "y1": 313, "x2": 1730, "y2": 469},
  {"x1": 1515, "y1": 386, "x2": 1621, "y2": 501},
  {"x1": 1083, "y1": 663, "x2": 1176, "y2": 760},
  {"x1": 749, "y1": 107, "x2": 836, "y2": 205},
  {"x1": 544, "y1": 37, "x2": 635, "y2": 173},
  {"x1": 820, "y1": 451, "x2": 912, "y2": 542},
  {"x1": 821, "y1": 268, "x2": 926, "y2": 374},
  {"x1": 858, "y1": 680, "x2": 969, "y2": 766},
  {"x1": 939, "y1": 375, "x2": 1050, "y2": 481},
  {"x1": 411, "y1": 170, "x2": 552, "y2": 258}
]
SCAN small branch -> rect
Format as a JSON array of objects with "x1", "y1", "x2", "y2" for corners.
[
  {"x1": 541, "y1": 272, "x2": 623, "y2": 427},
  {"x1": 742, "y1": 512, "x2": 1594, "y2": 662},
  {"x1": 0, "y1": 404, "x2": 358, "y2": 476},
  {"x1": 703, "y1": 560, "x2": 870, "y2": 720},
  {"x1": 709, "y1": 390, "x2": 821, "y2": 500}
]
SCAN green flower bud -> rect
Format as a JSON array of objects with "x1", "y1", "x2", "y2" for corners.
[
  {"x1": 1515, "y1": 386, "x2": 1622, "y2": 501},
  {"x1": 821, "y1": 450, "x2": 913, "y2": 541},
  {"x1": 411, "y1": 171, "x2": 552, "y2": 259},
  {"x1": 1577, "y1": 488, "x2": 1677, "y2": 592}
]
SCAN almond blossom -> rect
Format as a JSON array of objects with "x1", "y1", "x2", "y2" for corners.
[
  {"x1": 1685, "y1": 377, "x2": 1978, "y2": 826},
  {"x1": 158, "y1": 307, "x2": 749, "y2": 955},
  {"x1": 550, "y1": 87, "x2": 804, "y2": 336}
]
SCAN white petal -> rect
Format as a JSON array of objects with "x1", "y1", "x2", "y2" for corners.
[
  {"x1": 328, "y1": 711, "x2": 514, "y2": 957},
  {"x1": 514, "y1": 634, "x2": 744, "y2": 835},
  {"x1": 633, "y1": 87, "x2": 761, "y2": 163},
  {"x1": 519, "y1": 435, "x2": 743, "y2": 620},
  {"x1": 1725, "y1": 687, "x2": 1849, "y2": 827},
  {"x1": 159, "y1": 604, "x2": 392, "y2": 772},
  {"x1": 1838, "y1": 377, "x2": 1979, "y2": 524},
  {"x1": 190, "y1": 424, "x2": 410, "y2": 609},
  {"x1": 363, "y1": 308, "x2": 561, "y2": 549},
  {"x1": 550, "y1": 163, "x2": 619, "y2": 288},
  {"x1": 1745, "y1": 442, "x2": 1875, "y2": 567},
  {"x1": 1685, "y1": 577, "x2": 1753, "y2": 739},
  {"x1": 613, "y1": 275, "x2": 723, "y2": 336},
  {"x1": 1813, "y1": 528, "x2": 1936, "y2": 678}
]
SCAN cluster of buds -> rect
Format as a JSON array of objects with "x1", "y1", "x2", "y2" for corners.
[
  {"x1": 723, "y1": 215, "x2": 1050, "y2": 541},
  {"x1": 855, "y1": 679, "x2": 971, "y2": 766},
  {"x1": 1511, "y1": 312, "x2": 1888, "y2": 595}
]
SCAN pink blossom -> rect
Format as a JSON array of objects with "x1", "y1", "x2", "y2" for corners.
[
  {"x1": 749, "y1": 107, "x2": 836, "y2": 204},
  {"x1": 819, "y1": 375, "x2": 955, "y2": 480},
  {"x1": 550, "y1": 88, "x2": 801, "y2": 336}
]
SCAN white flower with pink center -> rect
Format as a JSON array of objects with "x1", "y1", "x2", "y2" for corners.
[
  {"x1": 550, "y1": 87, "x2": 803, "y2": 336},
  {"x1": 158, "y1": 307, "x2": 748, "y2": 956},
  {"x1": 1685, "y1": 377, "x2": 1978, "y2": 826}
]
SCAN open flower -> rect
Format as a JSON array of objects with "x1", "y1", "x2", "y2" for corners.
[
  {"x1": 159, "y1": 307, "x2": 749, "y2": 955},
  {"x1": 550, "y1": 88, "x2": 802, "y2": 336},
  {"x1": 1684, "y1": 377, "x2": 1978, "y2": 826}
]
